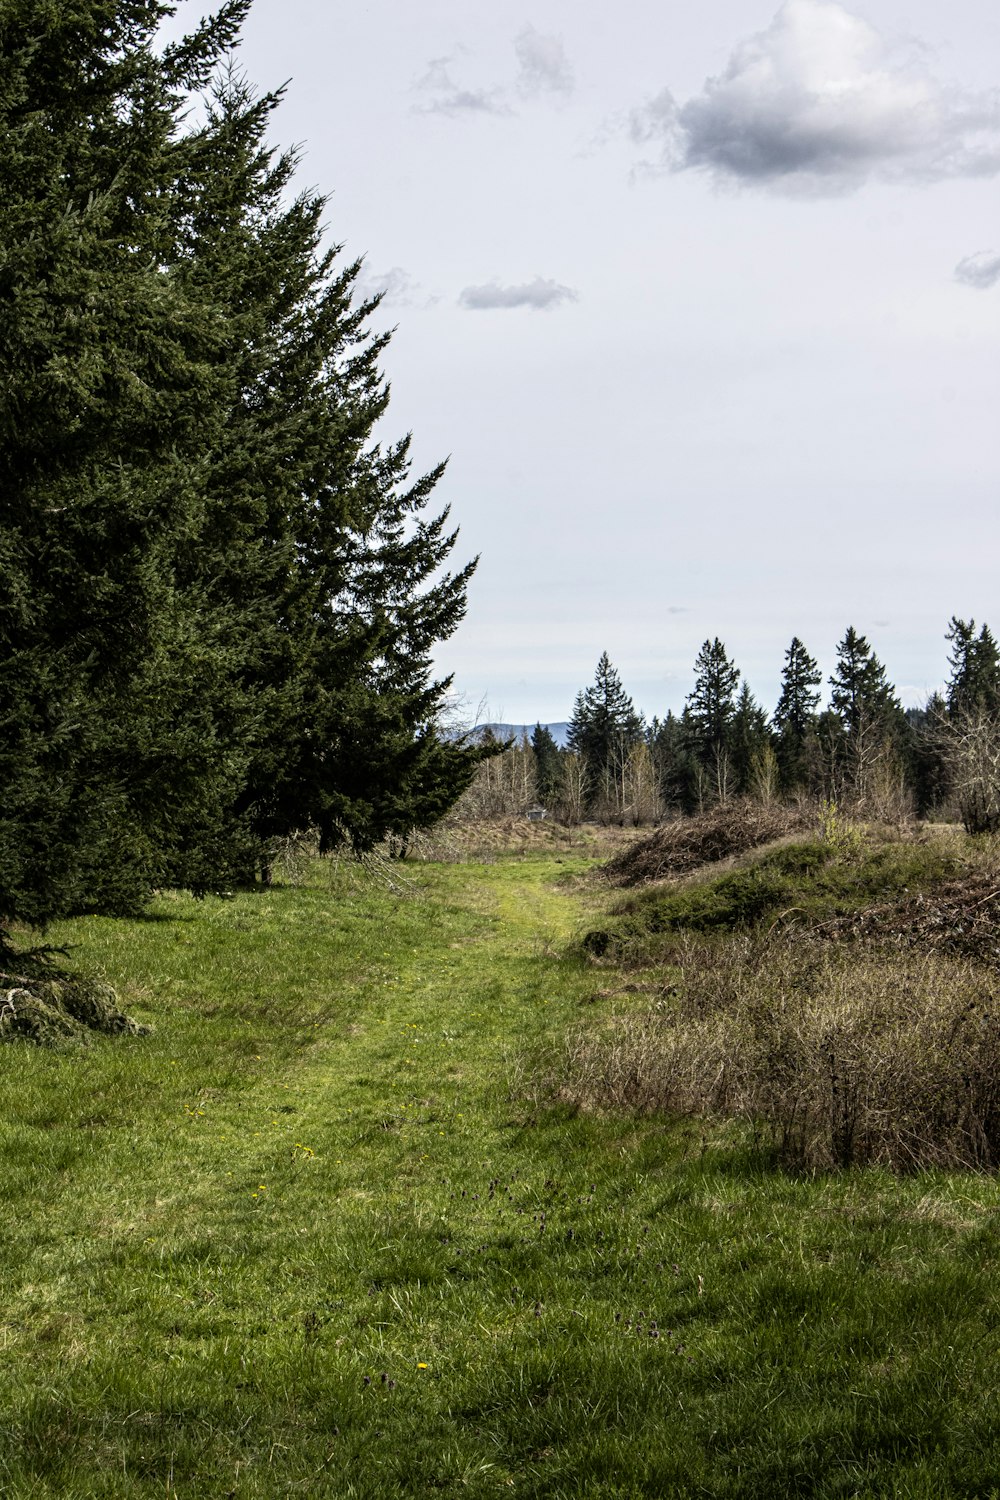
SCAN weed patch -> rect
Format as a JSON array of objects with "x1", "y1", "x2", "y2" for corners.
[{"x1": 569, "y1": 829, "x2": 1000, "y2": 1175}]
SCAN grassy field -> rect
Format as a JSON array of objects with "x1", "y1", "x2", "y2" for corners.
[{"x1": 3, "y1": 843, "x2": 1000, "y2": 1497}]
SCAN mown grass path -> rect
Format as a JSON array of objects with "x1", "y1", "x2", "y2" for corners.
[{"x1": 3, "y1": 856, "x2": 1000, "y2": 1497}]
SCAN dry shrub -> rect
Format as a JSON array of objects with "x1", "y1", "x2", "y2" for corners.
[
  {"x1": 561, "y1": 934, "x2": 1000, "y2": 1171},
  {"x1": 945, "y1": 711, "x2": 1000, "y2": 835},
  {"x1": 602, "y1": 799, "x2": 813, "y2": 888}
]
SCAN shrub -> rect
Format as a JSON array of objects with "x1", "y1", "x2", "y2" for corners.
[
  {"x1": 944, "y1": 712, "x2": 1000, "y2": 835},
  {"x1": 561, "y1": 935, "x2": 1000, "y2": 1172}
]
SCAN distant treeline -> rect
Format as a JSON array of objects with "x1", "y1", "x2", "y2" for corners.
[{"x1": 464, "y1": 622, "x2": 1000, "y2": 830}]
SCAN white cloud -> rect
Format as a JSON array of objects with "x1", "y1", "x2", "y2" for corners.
[
  {"x1": 515, "y1": 25, "x2": 573, "y2": 99},
  {"x1": 631, "y1": 0, "x2": 1000, "y2": 194},
  {"x1": 355, "y1": 266, "x2": 438, "y2": 309},
  {"x1": 954, "y1": 250, "x2": 1000, "y2": 290},
  {"x1": 459, "y1": 277, "x2": 579, "y2": 311},
  {"x1": 416, "y1": 31, "x2": 574, "y2": 118}
]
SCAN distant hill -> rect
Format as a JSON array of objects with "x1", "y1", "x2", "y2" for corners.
[{"x1": 479, "y1": 722, "x2": 571, "y2": 748}]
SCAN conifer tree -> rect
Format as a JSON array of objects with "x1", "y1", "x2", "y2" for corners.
[
  {"x1": 531, "y1": 724, "x2": 563, "y2": 809},
  {"x1": 729, "y1": 682, "x2": 772, "y2": 796},
  {"x1": 0, "y1": 0, "x2": 250, "y2": 923},
  {"x1": 828, "y1": 628, "x2": 910, "y2": 805},
  {"x1": 772, "y1": 636, "x2": 821, "y2": 790},
  {"x1": 907, "y1": 694, "x2": 951, "y2": 816},
  {"x1": 171, "y1": 67, "x2": 478, "y2": 859},
  {"x1": 945, "y1": 618, "x2": 1000, "y2": 719},
  {"x1": 828, "y1": 628, "x2": 902, "y2": 737},
  {"x1": 682, "y1": 639, "x2": 741, "y2": 801},
  {"x1": 567, "y1": 653, "x2": 643, "y2": 806},
  {"x1": 0, "y1": 1, "x2": 481, "y2": 932},
  {"x1": 647, "y1": 713, "x2": 694, "y2": 813}
]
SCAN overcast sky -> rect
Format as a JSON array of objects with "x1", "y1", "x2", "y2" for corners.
[{"x1": 166, "y1": 0, "x2": 1000, "y2": 724}]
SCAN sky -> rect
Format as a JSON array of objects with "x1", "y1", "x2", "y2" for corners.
[{"x1": 164, "y1": 0, "x2": 1000, "y2": 725}]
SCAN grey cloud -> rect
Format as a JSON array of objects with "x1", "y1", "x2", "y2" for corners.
[
  {"x1": 355, "y1": 266, "x2": 438, "y2": 309},
  {"x1": 515, "y1": 25, "x2": 573, "y2": 98},
  {"x1": 954, "y1": 250, "x2": 1000, "y2": 290},
  {"x1": 459, "y1": 277, "x2": 579, "y2": 311},
  {"x1": 630, "y1": 0, "x2": 1000, "y2": 194},
  {"x1": 414, "y1": 56, "x2": 510, "y2": 117}
]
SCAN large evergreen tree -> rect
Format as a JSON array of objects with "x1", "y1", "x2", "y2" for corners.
[
  {"x1": 0, "y1": 0, "x2": 250, "y2": 923},
  {"x1": 170, "y1": 67, "x2": 478, "y2": 861},
  {"x1": 0, "y1": 0, "x2": 479, "y2": 931}
]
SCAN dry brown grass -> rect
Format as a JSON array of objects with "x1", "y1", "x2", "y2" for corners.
[
  {"x1": 560, "y1": 932, "x2": 1000, "y2": 1172},
  {"x1": 602, "y1": 799, "x2": 814, "y2": 887},
  {"x1": 403, "y1": 817, "x2": 643, "y2": 864}
]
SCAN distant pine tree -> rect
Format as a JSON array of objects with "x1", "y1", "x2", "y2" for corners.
[
  {"x1": 567, "y1": 653, "x2": 643, "y2": 809},
  {"x1": 531, "y1": 725, "x2": 563, "y2": 808},
  {"x1": 945, "y1": 617, "x2": 1000, "y2": 719},
  {"x1": 829, "y1": 628, "x2": 902, "y2": 737},
  {"x1": 773, "y1": 637, "x2": 821, "y2": 791},
  {"x1": 730, "y1": 683, "x2": 772, "y2": 796},
  {"x1": 907, "y1": 694, "x2": 951, "y2": 816},
  {"x1": 828, "y1": 628, "x2": 911, "y2": 807},
  {"x1": 683, "y1": 639, "x2": 741, "y2": 803},
  {"x1": 647, "y1": 713, "x2": 694, "y2": 813}
]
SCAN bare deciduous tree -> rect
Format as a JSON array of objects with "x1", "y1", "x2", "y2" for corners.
[{"x1": 945, "y1": 712, "x2": 1000, "y2": 834}]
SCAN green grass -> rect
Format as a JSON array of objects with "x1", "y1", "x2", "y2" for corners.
[
  {"x1": 3, "y1": 851, "x2": 1000, "y2": 1496},
  {"x1": 583, "y1": 835, "x2": 962, "y2": 957}
]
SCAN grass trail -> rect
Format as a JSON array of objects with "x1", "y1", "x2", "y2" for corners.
[{"x1": 2, "y1": 856, "x2": 1000, "y2": 1497}]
